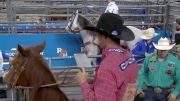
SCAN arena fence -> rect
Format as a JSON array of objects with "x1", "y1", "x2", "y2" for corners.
[
  {"x1": 0, "y1": 0, "x2": 169, "y2": 34},
  {"x1": 0, "y1": 54, "x2": 101, "y2": 101}
]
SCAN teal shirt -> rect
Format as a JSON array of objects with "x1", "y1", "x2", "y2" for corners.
[{"x1": 137, "y1": 53, "x2": 180, "y2": 96}]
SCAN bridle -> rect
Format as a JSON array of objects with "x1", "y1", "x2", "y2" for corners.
[
  {"x1": 84, "y1": 34, "x2": 100, "y2": 53},
  {"x1": 67, "y1": 13, "x2": 100, "y2": 53},
  {"x1": 67, "y1": 13, "x2": 77, "y2": 33},
  {"x1": 9, "y1": 58, "x2": 28, "y2": 87},
  {"x1": 7, "y1": 58, "x2": 78, "y2": 89}
]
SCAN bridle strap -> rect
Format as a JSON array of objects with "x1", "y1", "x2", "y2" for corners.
[
  {"x1": 67, "y1": 25, "x2": 75, "y2": 33},
  {"x1": 12, "y1": 58, "x2": 28, "y2": 87},
  {"x1": 84, "y1": 41, "x2": 100, "y2": 48},
  {"x1": 67, "y1": 13, "x2": 77, "y2": 33}
]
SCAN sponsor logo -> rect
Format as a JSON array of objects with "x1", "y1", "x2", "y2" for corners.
[
  {"x1": 149, "y1": 66, "x2": 155, "y2": 71},
  {"x1": 57, "y1": 48, "x2": 68, "y2": 57},
  {"x1": 119, "y1": 57, "x2": 135, "y2": 71},
  {"x1": 5, "y1": 48, "x2": 44, "y2": 57},
  {"x1": 111, "y1": 30, "x2": 118, "y2": 36}
]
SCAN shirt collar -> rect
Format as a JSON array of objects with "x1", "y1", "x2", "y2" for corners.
[
  {"x1": 157, "y1": 53, "x2": 170, "y2": 62},
  {"x1": 108, "y1": 1, "x2": 115, "y2": 6},
  {"x1": 102, "y1": 46, "x2": 125, "y2": 59}
]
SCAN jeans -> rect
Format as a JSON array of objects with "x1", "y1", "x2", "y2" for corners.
[{"x1": 144, "y1": 88, "x2": 169, "y2": 101}]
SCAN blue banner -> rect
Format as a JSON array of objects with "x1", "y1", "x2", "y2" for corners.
[{"x1": 0, "y1": 34, "x2": 84, "y2": 69}]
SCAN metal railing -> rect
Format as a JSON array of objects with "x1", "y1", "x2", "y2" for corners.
[
  {"x1": 0, "y1": 0, "x2": 169, "y2": 34},
  {"x1": 0, "y1": 54, "x2": 101, "y2": 101}
]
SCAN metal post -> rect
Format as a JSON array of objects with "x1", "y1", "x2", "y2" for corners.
[
  {"x1": 82, "y1": 0, "x2": 88, "y2": 15},
  {"x1": 26, "y1": 88, "x2": 29, "y2": 101},
  {"x1": 163, "y1": 0, "x2": 170, "y2": 29},
  {"x1": 66, "y1": 5, "x2": 69, "y2": 22},
  {"x1": 6, "y1": 0, "x2": 11, "y2": 34},
  {"x1": 45, "y1": 0, "x2": 50, "y2": 21},
  {"x1": 101, "y1": 0, "x2": 105, "y2": 13},
  {"x1": 12, "y1": 5, "x2": 17, "y2": 34},
  {"x1": 172, "y1": 21, "x2": 176, "y2": 43},
  {"x1": 6, "y1": 0, "x2": 16, "y2": 34}
]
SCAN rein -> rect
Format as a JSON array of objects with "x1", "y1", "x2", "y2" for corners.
[
  {"x1": 84, "y1": 41, "x2": 100, "y2": 48},
  {"x1": 83, "y1": 33, "x2": 100, "y2": 51},
  {"x1": 67, "y1": 24, "x2": 76, "y2": 33},
  {"x1": 11, "y1": 67, "x2": 78, "y2": 89}
]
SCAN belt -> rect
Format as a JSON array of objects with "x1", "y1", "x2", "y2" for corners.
[{"x1": 147, "y1": 86, "x2": 171, "y2": 93}]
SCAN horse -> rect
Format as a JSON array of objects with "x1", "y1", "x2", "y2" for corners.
[
  {"x1": 3, "y1": 41, "x2": 69, "y2": 101},
  {"x1": 66, "y1": 10, "x2": 100, "y2": 66},
  {"x1": 65, "y1": 10, "x2": 143, "y2": 64}
]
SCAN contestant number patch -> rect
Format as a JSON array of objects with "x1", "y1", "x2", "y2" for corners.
[{"x1": 119, "y1": 57, "x2": 135, "y2": 71}]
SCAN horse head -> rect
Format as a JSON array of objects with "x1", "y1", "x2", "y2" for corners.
[
  {"x1": 3, "y1": 41, "x2": 46, "y2": 88},
  {"x1": 65, "y1": 10, "x2": 100, "y2": 66},
  {"x1": 3, "y1": 41, "x2": 69, "y2": 101},
  {"x1": 66, "y1": 10, "x2": 93, "y2": 33}
]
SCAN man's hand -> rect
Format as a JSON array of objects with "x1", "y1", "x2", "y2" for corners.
[
  {"x1": 168, "y1": 93, "x2": 176, "y2": 101},
  {"x1": 145, "y1": 52, "x2": 148, "y2": 57},
  {"x1": 75, "y1": 68, "x2": 87, "y2": 84},
  {"x1": 87, "y1": 77, "x2": 94, "y2": 84}
]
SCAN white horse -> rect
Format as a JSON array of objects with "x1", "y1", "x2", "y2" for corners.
[{"x1": 65, "y1": 10, "x2": 143, "y2": 65}]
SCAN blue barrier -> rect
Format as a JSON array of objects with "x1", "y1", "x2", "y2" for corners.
[
  {"x1": 0, "y1": 21, "x2": 67, "y2": 30},
  {"x1": 0, "y1": 34, "x2": 84, "y2": 70}
]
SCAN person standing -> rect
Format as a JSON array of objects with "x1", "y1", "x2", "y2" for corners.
[
  {"x1": 75, "y1": 13, "x2": 139, "y2": 101},
  {"x1": 137, "y1": 37, "x2": 180, "y2": 101},
  {"x1": 131, "y1": 28, "x2": 157, "y2": 64},
  {"x1": 176, "y1": 18, "x2": 180, "y2": 31},
  {"x1": 105, "y1": 0, "x2": 119, "y2": 14}
]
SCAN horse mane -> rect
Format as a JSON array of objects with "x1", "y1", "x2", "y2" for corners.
[
  {"x1": 77, "y1": 14, "x2": 94, "y2": 28},
  {"x1": 30, "y1": 48, "x2": 51, "y2": 73}
]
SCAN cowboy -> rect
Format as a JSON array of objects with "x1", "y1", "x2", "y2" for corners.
[
  {"x1": 131, "y1": 28, "x2": 157, "y2": 64},
  {"x1": 105, "y1": 0, "x2": 119, "y2": 14},
  {"x1": 174, "y1": 18, "x2": 180, "y2": 45},
  {"x1": 137, "y1": 37, "x2": 180, "y2": 101},
  {"x1": 176, "y1": 18, "x2": 180, "y2": 31},
  {"x1": 75, "y1": 13, "x2": 139, "y2": 101}
]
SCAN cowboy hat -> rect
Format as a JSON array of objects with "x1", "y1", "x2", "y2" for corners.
[
  {"x1": 153, "y1": 37, "x2": 175, "y2": 50},
  {"x1": 141, "y1": 28, "x2": 157, "y2": 40},
  {"x1": 83, "y1": 13, "x2": 135, "y2": 41}
]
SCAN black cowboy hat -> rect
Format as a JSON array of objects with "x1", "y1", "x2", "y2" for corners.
[{"x1": 84, "y1": 13, "x2": 135, "y2": 41}]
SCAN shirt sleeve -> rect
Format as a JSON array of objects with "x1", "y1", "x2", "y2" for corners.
[
  {"x1": 137, "y1": 57, "x2": 149, "y2": 91},
  {"x1": 131, "y1": 42, "x2": 146, "y2": 56},
  {"x1": 172, "y1": 59, "x2": 180, "y2": 96},
  {"x1": 80, "y1": 69, "x2": 119, "y2": 101}
]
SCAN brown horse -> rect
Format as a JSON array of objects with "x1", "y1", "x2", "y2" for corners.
[{"x1": 3, "y1": 41, "x2": 69, "y2": 101}]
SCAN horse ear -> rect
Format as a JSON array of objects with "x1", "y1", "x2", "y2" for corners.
[
  {"x1": 34, "y1": 41, "x2": 46, "y2": 53},
  {"x1": 17, "y1": 45, "x2": 26, "y2": 56}
]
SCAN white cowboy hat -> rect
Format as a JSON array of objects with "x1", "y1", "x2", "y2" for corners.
[
  {"x1": 153, "y1": 37, "x2": 176, "y2": 50},
  {"x1": 141, "y1": 28, "x2": 157, "y2": 40}
]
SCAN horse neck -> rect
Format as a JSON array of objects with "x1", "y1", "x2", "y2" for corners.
[
  {"x1": 77, "y1": 14, "x2": 92, "y2": 30},
  {"x1": 80, "y1": 30, "x2": 95, "y2": 43},
  {"x1": 25, "y1": 57, "x2": 57, "y2": 87}
]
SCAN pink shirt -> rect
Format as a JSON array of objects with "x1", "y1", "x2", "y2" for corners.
[{"x1": 80, "y1": 47, "x2": 139, "y2": 101}]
